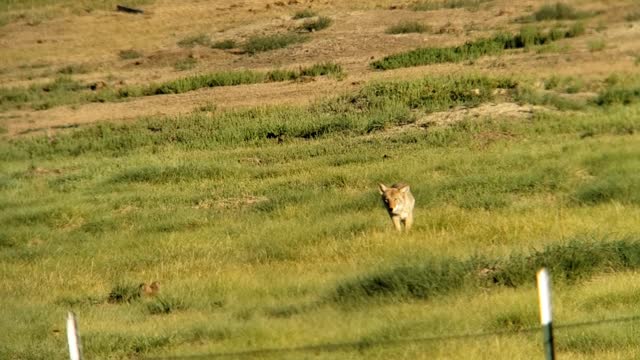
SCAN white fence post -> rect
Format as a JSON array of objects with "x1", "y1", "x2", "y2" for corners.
[
  {"x1": 537, "y1": 268, "x2": 555, "y2": 360},
  {"x1": 66, "y1": 312, "x2": 82, "y2": 360}
]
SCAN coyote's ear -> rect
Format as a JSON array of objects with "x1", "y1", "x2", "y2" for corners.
[
  {"x1": 378, "y1": 183, "x2": 388, "y2": 194},
  {"x1": 399, "y1": 185, "x2": 410, "y2": 193}
]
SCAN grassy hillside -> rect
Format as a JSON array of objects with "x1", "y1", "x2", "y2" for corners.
[{"x1": 2, "y1": 0, "x2": 640, "y2": 359}]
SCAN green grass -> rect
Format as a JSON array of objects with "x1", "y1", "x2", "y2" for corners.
[
  {"x1": 0, "y1": 75, "x2": 86, "y2": 111},
  {"x1": 243, "y1": 33, "x2": 309, "y2": 54},
  {"x1": 3, "y1": 73, "x2": 640, "y2": 359},
  {"x1": 371, "y1": 25, "x2": 584, "y2": 70},
  {"x1": 386, "y1": 21, "x2": 430, "y2": 34},
  {"x1": 0, "y1": 62, "x2": 343, "y2": 111}
]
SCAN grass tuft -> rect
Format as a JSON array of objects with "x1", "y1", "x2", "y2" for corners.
[
  {"x1": 518, "y1": 2, "x2": 593, "y2": 22},
  {"x1": 211, "y1": 39, "x2": 236, "y2": 50},
  {"x1": 118, "y1": 49, "x2": 142, "y2": 60},
  {"x1": 386, "y1": 21, "x2": 430, "y2": 34},
  {"x1": 587, "y1": 38, "x2": 606, "y2": 52},
  {"x1": 57, "y1": 64, "x2": 90, "y2": 75},
  {"x1": 299, "y1": 16, "x2": 332, "y2": 32},
  {"x1": 243, "y1": 33, "x2": 309, "y2": 54},
  {"x1": 293, "y1": 9, "x2": 316, "y2": 19},
  {"x1": 177, "y1": 33, "x2": 211, "y2": 48},
  {"x1": 107, "y1": 282, "x2": 142, "y2": 304},
  {"x1": 625, "y1": 11, "x2": 640, "y2": 22}
]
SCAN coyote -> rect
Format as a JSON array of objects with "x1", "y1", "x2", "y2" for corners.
[{"x1": 378, "y1": 183, "x2": 415, "y2": 232}]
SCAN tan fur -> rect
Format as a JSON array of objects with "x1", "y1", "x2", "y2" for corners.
[
  {"x1": 139, "y1": 281, "x2": 160, "y2": 297},
  {"x1": 378, "y1": 183, "x2": 415, "y2": 232}
]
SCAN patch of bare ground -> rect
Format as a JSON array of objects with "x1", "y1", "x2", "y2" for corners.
[
  {"x1": 376, "y1": 102, "x2": 548, "y2": 139},
  {"x1": 423, "y1": 102, "x2": 545, "y2": 126}
]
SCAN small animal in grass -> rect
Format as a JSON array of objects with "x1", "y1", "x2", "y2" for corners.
[
  {"x1": 139, "y1": 281, "x2": 160, "y2": 297},
  {"x1": 378, "y1": 183, "x2": 415, "y2": 232}
]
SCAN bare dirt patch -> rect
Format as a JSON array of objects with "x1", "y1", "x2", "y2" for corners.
[{"x1": 422, "y1": 102, "x2": 545, "y2": 126}]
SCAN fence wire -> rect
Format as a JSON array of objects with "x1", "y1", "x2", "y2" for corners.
[{"x1": 145, "y1": 314, "x2": 640, "y2": 359}]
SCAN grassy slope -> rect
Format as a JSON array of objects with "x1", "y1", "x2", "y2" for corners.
[{"x1": 2, "y1": 77, "x2": 640, "y2": 358}]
